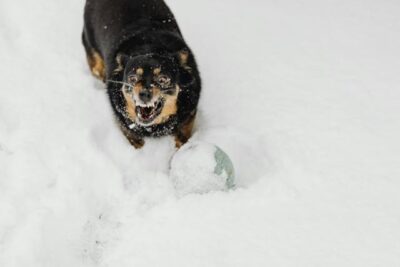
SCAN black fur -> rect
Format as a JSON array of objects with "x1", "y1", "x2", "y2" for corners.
[{"x1": 83, "y1": 0, "x2": 201, "y2": 146}]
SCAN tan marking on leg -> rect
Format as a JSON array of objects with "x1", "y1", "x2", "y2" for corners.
[
  {"x1": 175, "y1": 114, "x2": 196, "y2": 148},
  {"x1": 87, "y1": 51, "x2": 105, "y2": 81},
  {"x1": 175, "y1": 137, "x2": 184, "y2": 149},
  {"x1": 119, "y1": 123, "x2": 144, "y2": 149}
]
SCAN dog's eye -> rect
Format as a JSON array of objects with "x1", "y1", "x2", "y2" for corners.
[
  {"x1": 156, "y1": 75, "x2": 171, "y2": 87},
  {"x1": 128, "y1": 75, "x2": 139, "y2": 84}
]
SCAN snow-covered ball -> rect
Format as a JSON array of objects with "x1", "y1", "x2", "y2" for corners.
[{"x1": 170, "y1": 141, "x2": 235, "y2": 196}]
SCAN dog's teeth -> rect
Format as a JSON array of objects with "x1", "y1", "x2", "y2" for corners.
[
  {"x1": 138, "y1": 103, "x2": 151, "y2": 108},
  {"x1": 134, "y1": 98, "x2": 160, "y2": 108}
]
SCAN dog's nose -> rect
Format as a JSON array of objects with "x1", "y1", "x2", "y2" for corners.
[{"x1": 139, "y1": 90, "x2": 152, "y2": 103}]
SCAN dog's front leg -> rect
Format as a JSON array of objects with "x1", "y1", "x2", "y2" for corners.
[
  {"x1": 175, "y1": 113, "x2": 196, "y2": 148},
  {"x1": 119, "y1": 123, "x2": 145, "y2": 149}
]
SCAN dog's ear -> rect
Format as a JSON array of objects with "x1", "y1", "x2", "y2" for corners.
[
  {"x1": 177, "y1": 50, "x2": 191, "y2": 70},
  {"x1": 176, "y1": 50, "x2": 195, "y2": 87}
]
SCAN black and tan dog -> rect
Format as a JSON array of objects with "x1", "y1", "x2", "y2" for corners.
[{"x1": 83, "y1": 0, "x2": 201, "y2": 148}]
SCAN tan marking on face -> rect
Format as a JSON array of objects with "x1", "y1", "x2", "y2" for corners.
[
  {"x1": 153, "y1": 85, "x2": 180, "y2": 124},
  {"x1": 153, "y1": 68, "x2": 161, "y2": 75},
  {"x1": 127, "y1": 84, "x2": 179, "y2": 125},
  {"x1": 136, "y1": 68, "x2": 144, "y2": 76},
  {"x1": 152, "y1": 86, "x2": 161, "y2": 99},
  {"x1": 122, "y1": 87, "x2": 137, "y2": 120},
  {"x1": 88, "y1": 51, "x2": 105, "y2": 81},
  {"x1": 130, "y1": 82, "x2": 142, "y2": 97}
]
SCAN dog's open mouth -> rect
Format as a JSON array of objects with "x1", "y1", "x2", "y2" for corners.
[{"x1": 135, "y1": 98, "x2": 164, "y2": 125}]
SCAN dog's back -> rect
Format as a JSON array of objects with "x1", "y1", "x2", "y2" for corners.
[{"x1": 84, "y1": 0, "x2": 182, "y2": 67}]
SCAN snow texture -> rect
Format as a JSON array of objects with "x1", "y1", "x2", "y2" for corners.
[{"x1": 1, "y1": 0, "x2": 400, "y2": 266}]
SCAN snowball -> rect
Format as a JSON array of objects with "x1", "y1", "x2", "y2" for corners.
[{"x1": 169, "y1": 141, "x2": 235, "y2": 196}]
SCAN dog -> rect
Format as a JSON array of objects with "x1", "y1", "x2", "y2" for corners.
[{"x1": 82, "y1": 0, "x2": 201, "y2": 148}]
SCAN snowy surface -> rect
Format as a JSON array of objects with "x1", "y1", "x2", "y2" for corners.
[{"x1": 1, "y1": 0, "x2": 400, "y2": 266}]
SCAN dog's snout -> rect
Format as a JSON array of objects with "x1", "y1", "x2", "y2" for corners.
[{"x1": 139, "y1": 90, "x2": 152, "y2": 103}]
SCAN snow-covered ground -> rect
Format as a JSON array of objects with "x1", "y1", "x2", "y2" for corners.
[{"x1": 1, "y1": 0, "x2": 400, "y2": 266}]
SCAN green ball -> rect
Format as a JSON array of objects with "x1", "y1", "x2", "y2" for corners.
[
  {"x1": 170, "y1": 141, "x2": 236, "y2": 196},
  {"x1": 214, "y1": 146, "x2": 235, "y2": 189}
]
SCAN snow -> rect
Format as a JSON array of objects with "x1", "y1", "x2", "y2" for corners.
[{"x1": 1, "y1": 0, "x2": 400, "y2": 266}]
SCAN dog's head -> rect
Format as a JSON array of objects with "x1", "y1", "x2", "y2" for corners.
[{"x1": 116, "y1": 51, "x2": 194, "y2": 126}]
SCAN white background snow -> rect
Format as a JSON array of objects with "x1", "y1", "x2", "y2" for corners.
[{"x1": 1, "y1": 0, "x2": 400, "y2": 266}]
